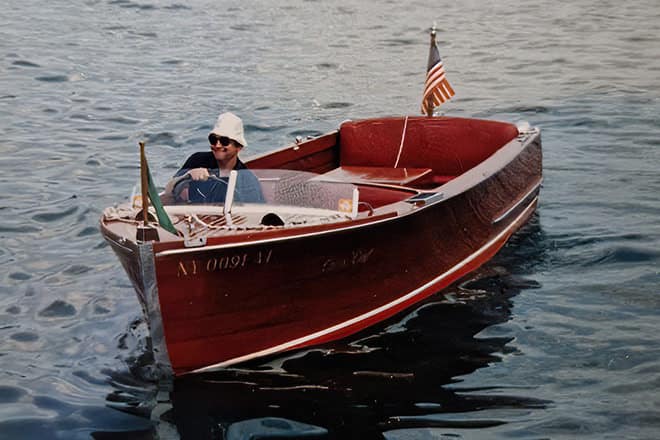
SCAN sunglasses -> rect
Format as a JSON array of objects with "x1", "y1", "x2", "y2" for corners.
[{"x1": 208, "y1": 134, "x2": 233, "y2": 146}]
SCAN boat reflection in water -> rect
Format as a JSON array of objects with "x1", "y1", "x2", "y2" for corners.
[{"x1": 104, "y1": 221, "x2": 544, "y2": 440}]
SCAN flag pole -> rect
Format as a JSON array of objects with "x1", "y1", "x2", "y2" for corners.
[
  {"x1": 137, "y1": 141, "x2": 159, "y2": 242},
  {"x1": 425, "y1": 25, "x2": 437, "y2": 117},
  {"x1": 139, "y1": 141, "x2": 150, "y2": 227}
]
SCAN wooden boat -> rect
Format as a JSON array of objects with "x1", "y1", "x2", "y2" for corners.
[{"x1": 100, "y1": 115, "x2": 542, "y2": 376}]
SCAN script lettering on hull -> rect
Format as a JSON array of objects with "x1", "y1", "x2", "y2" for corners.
[{"x1": 322, "y1": 248, "x2": 375, "y2": 274}]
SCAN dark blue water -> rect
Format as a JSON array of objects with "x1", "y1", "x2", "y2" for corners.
[{"x1": 1, "y1": 0, "x2": 659, "y2": 439}]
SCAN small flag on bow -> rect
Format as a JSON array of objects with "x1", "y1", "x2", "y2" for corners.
[
  {"x1": 139, "y1": 141, "x2": 178, "y2": 236},
  {"x1": 421, "y1": 26, "x2": 455, "y2": 116}
]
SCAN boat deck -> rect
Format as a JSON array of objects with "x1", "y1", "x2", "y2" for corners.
[{"x1": 316, "y1": 166, "x2": 433, "y2": 186}]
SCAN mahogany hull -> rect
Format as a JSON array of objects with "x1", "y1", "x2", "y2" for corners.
[{"x1": 101, "y1": 117, "x2": 542, "y2": 376}]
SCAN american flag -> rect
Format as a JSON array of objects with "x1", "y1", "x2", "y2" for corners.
[{"x1": 421, "y1": 28, "x2": 455, "y2": 116}]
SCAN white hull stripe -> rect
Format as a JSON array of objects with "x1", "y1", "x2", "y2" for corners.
[{"x1": 189, "y1": 196, "x2": 538, "y2": 374}]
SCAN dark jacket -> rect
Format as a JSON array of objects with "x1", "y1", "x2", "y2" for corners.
[{"x1": 174, "y1": 152, "x2": 264, "y2": 203}]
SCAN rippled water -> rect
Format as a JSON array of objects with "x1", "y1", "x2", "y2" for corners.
[{"x1": 1, "y1": 0, "x2": 659, "y2": 439}]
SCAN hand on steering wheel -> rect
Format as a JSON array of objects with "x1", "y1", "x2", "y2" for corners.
[{"x1": 188, "y1": 168, "x2": 210, "y2": 181}]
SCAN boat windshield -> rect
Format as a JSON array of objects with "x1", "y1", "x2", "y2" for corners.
[{"x1": 163, "y1": 169, "x2": 358, "y2": 213}]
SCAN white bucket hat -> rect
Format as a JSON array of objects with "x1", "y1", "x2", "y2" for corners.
[{"x1": 210, "y1": 112, "x2": 247, "y2": 147}]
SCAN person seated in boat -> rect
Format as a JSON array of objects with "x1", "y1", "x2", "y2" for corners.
[{"x1": 164, "y1": 112, "x2": 265, "y2": 204}]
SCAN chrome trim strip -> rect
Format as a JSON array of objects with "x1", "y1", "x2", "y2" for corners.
[
  {"x1": 406, "y1": 192, "x2": 444, "y2": 205},
  {"x1": 492, "y1": 179, "x2": 542, "y2": 224},
  {"x1": 108, "y1": 239, "x2": 135, "y2": 254},
  {"x1": 190, "y1": 196, "x2": 538, "y2": 374},
  {"x1": 139, "y1": 243, "x2": 174, "y2": 376}
]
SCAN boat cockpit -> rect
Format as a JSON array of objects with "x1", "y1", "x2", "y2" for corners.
[{"x1": 101, "y1": 168, "x2": 417, "y2": 244}]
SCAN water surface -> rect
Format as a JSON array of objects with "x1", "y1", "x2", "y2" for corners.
[{"x1": 1, "y1": 0, "x2": 659, "y2": 439}]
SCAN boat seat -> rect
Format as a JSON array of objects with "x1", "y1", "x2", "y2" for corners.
[{"x1": 338, "y1": 116, "x2": 520, "y2": 177}]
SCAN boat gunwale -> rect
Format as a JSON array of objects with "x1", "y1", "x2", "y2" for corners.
[
  {"x1": 245, "y1": 129, "x2": 339, "y2": 165},
  {"x1": 153, "y1": 209, "x2": 399, "y2": 257},
  {"x1": 421, "y1": 127, "x2": 540, "y2": 204}
]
